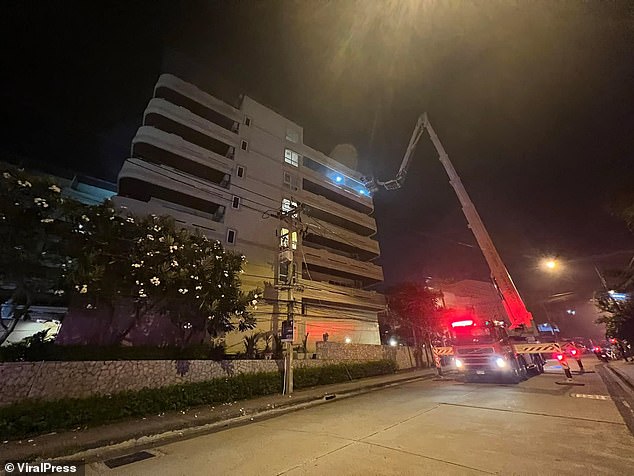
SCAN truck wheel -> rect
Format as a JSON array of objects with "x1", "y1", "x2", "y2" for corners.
[
  {"x1": 518, "y1": 356, "x2": 529, "y2": 380},
  {"x1": 507, "y1": 360, "x2": 522, "y2": 384},
  {"x1": 536, "y1": 357, "x2": 545, "y2": 374}
]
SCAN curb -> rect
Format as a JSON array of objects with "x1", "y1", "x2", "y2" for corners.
[
  {"x1": 3, "y1": 370, "x2": 435, "y2": 464},
  {"x1": 607, "y1": 364, "x2": 634, "y2": 393}
]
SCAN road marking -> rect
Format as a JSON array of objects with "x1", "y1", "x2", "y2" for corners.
[{"x1": 570, "y1": 393, "x2": 610, "y2": 400}]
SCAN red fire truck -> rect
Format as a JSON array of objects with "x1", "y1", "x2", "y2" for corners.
[{"x1": 449, "y1": 318, "x2": 546, "y2": 383}]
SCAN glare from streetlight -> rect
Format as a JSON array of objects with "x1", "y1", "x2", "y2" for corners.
[{"x1": 541, "y1": 258, "x2": 559, "y2": 271}]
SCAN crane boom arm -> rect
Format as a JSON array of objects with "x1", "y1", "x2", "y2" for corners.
[{"x1": 422, "y1": 114, "x2": 534, "y2": 330}]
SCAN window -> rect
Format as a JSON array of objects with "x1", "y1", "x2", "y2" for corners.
[
  {"x1": 284, "y1": 148, "x2": 300, "y2": 167},
  {"x1": 226, "y1": 228, "x2": 237, "y2": 244},
  {"x1": 236, "y1": 165, "x2": 245, "y2": 178},
  {"x1": 281, "y1": 198, "x2": 297, "y2": 213},
  {"x1": 280, "y1": 227, "x2": 297, "y2": 250},
  {"x1": 232, "y1": 196, "x2": 241, "y2": 209},
  {"x1": 286, "y1": 128, "x2": 299, "y2": 143},
  {"x1": 244, "y1": 116, "x2": 251, "y2": 127},
  {"x1": 241, "y1": 140, "x2": 248, "y2": 151}
]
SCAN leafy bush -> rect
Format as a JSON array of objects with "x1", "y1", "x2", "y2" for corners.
[
  {"x1": 0, "y1": 342, "x2": 226, "y2": 362},
  {"x1": 0, "y1": 371, "x2": 282, "y2": 439},
  {"x1": 293, "y1": 360, "x2": 397, "y2": 389}
]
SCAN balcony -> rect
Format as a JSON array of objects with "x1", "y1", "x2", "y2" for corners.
[
  {"x1": 297, "y1": 279, "x2": 385, "y2": 311},
  {"x1": 144, "y1": 98, "x2": 239, "y2": 158},
  {"x1": 113, "y1": 196, "x2": 226, "y2": 241},
  {"x1": 132, "y1": 126, "x2": 233, "y2": 185},
  {"x1": 301, "y1": 245, "x2": 383, "y2": 284},
  {"x1": 302, "y1": 216, "x2": 380, "y2": 260},
  {"x1": 300, "y1": 166, "x2": 373, "y2": 215},
  {"x1": 296, "y1": 189, "x2": 377, "y2": 236},
  {"x1": 117, "y1": 159, "x2": 230, "y2": 220},
  {"x1": 154, "y1": 74, "x2": 243, "y2": 124}
]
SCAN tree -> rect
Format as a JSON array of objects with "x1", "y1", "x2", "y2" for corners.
[
  {"x1": 65, "y1": 205, "x2": 259, "y2": 345},
  {"x1": 384, "y1": 282, "x2": 443, "y2": 363},
  {"x1": 595, "y1": 188, "x2": 634, "y2": 341},
  {"x1": 595, "y1": 266, "x2": 634, "y2": 342},
  {"x1": 0, "y1": 165, "x2": 71, "y2": 345}
]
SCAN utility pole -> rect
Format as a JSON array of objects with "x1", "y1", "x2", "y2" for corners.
[{"x1": 277, "y1": 204, "x2": 304, "y2": 395}]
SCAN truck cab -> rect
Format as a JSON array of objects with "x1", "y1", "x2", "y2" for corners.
[{"x1": 450, "y1": 318, "x2": 542, "y2": 383}]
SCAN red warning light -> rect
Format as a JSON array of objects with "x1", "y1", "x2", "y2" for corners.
[
  {"x1": 556, "y1": 353, "x2": 564, "y2": 361},
  {"x1": 571, "y1": 349, "x2": 577, "y2": 356}
]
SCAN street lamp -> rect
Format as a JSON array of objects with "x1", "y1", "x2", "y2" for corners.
[{"x1": 541, "y1": 258, "x2": 559, "y2": 271}]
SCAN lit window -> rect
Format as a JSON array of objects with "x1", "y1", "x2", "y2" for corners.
[
  {"x1": 286, "y1": 128, "x2": 299, "y2": 143},
  {"x1": 282, "y1": 198, "x2": 297, "y2": 213},
  {"x1": 284, "y1": 148, "x2": 300, "y2": 167},
  {"x1": 280, "y1": 227, "x2": 297, "y2": 250}
]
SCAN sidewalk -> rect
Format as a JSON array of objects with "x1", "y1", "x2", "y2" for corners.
[
  {"x1": 608, "y1": 359, "x2": 634, "y2": 391},
  {"x1": 1, "y1": 368, "x2": 435, "y2": 464}
]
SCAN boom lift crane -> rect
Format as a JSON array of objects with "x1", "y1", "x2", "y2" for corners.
[{"x1": 364, "y1": 113, "x2": 535, "y2": 332}]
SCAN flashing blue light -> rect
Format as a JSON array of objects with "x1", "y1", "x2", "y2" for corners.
[
  {"x1": 359, "y1": 189, "x2": 366, "y2": 195},
  {"x1": 335, "y1": 176, "x2": 343, "y2": 183}
]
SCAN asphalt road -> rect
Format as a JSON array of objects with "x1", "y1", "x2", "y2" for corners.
[{"x1": 87, "y1": 359, "x2": 634, "y2": 475}]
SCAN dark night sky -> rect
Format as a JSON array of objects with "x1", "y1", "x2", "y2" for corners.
[{"x1": 2, "y1": 1, "x2": 633, "y2": 337}]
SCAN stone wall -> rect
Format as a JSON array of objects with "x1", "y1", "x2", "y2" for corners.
[
  {"x1": 315, "y1": 342, "x2": 419, "y2": 370},
  {"x1": 0, "y1": 344, "x2": 421, "y2": 406},
  {"x1": 0, "y1": 359, "x2": 281, "y2": 407}
]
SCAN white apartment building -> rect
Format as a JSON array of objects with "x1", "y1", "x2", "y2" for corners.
[{"x1": 114, "y1": 74, "x2": 384, "y2": 352}]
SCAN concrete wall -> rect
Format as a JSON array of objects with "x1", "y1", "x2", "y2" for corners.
[{"x1": 316, "y1": 342, "x2": 419, "y2": 370}]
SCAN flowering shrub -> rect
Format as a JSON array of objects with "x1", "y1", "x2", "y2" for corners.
[
  {"x1": 65, "y1": 205, "x2": 258, "y2": 344},
  {"x1": 0, "y1": 165, "x2": 71, "y2": 344},
  {"x1": 1, "y1": 165, "x2": 258, "y2": 346}
]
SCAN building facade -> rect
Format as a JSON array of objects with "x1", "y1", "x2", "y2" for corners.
[
  {"x1": 113, "y1": 74, "x2": 384, "y2": 352},
  {"x1": 440, "y1": 279, "x2": 508, "y2": 322}
]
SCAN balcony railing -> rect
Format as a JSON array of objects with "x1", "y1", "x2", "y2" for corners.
[
  {"x1": 295, "y1": 189, "x2": 377, "y2": 235},
  {"x1": 301, "y1": 245, "x2": 383, "y2": 282}
]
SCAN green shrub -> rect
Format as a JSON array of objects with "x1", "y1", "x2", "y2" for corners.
[
  {"x1": 0, "y1": 371, "x2": 282, "y2": 440},
  {"x1": 293, "y1": 360, "x2": 397, "y2": 389}
]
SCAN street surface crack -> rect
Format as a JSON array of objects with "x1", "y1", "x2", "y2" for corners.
[
  {"x1": 439, "y1": 402, "x2": 626, "y2": 425},
  {"x1": 355, "y1": 440, "x2": 496, "y2": 475}
]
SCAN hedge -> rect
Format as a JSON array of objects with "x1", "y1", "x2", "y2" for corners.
[
  {"x1": 0, "y1": 371, "x2": 282, "y2": 439},
  {"x1": 0, "y1": 360, "x2": 397, "y2": 439},
  {"x1": 294, "y1": 360, "x2": 398, "y2": 389}
]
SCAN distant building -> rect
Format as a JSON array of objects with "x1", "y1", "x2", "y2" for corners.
[
  {"x1": 113, "y1": 74, "x2": 385, "y2": 351},
  {"x1": 440, "y1": 279, "x2": 507, "y2": 321}
]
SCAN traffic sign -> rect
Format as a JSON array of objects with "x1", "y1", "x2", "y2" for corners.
[{"x1": 281, "y1": 320, "x2": 294, "y2": 342}]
